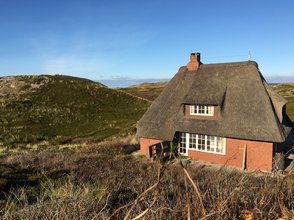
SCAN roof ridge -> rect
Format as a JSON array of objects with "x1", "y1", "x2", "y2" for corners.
[{"x1": 200, "y1": 60, "x2": 258, "y2": 68}]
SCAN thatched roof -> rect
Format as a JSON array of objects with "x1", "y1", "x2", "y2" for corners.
[{"x1": 136, "y1": 61, "x2": 293, "y2": 143}]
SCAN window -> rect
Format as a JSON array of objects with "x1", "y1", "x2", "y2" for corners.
[
  {"x1": 207, "y1": 135, "x2": 216, "y2": 152},
  {"x1": 189, "y1": 133, "x2": 197, "y2": 149},
  {"x1": 179, "y1": 132, "x2": 187, "y2": 155},
  {"x1": 216, "y1": 137, "x2": 225, "y2": 153},
  {"x1": 198, "y1": 134, "x2": 206, "y2": 150},
  {"x1": 190, "y1": 105, "x2": 214, "y2": 116},
  {"x1": 181, "y1": 132, "x2": 226, "y2": 154}
]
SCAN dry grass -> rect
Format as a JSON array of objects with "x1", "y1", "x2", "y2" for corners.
[{"x1": 0, "y1": 137, "x2": 293, "y2": 219}]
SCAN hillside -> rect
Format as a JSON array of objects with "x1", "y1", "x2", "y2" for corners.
[
  {"x1": 271, "y1": 83, "x2": 294, "y2": 120},
  {"x1": 118, "y1": 82, "x2": 168, "y2": 101},
  {"x1": 0, "y1": 75, "x2": 150, "y2": 146}
]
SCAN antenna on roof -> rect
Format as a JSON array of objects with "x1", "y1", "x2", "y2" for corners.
[{"x1": 248, "y1": 51, "x2": 251, "y2": 61}]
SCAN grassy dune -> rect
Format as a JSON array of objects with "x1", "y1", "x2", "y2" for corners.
[
  {"x1": 0, "y1": 75, "x2": 150, "y2": 146},
  {"x1": 118, "y1": 82, "x2": 167, "y2": 101},
  {"x1": 271, "y1": 83, "x2": 294, "y2": 120}
]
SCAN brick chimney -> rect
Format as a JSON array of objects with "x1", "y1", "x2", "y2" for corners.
[{"x1": 187, "y1": 52, "x2": 201, "y2": 71}]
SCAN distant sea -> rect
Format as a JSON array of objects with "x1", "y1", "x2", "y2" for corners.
[
  {"x1": 266, "y1": 76, "x2": 294, "y2": 84},
  {"x1": 98, "y1": 78, "x2": 170, "y2": 88},
  {"x1": 98, "y1": 76, "x2": 294, "y2": 88}
]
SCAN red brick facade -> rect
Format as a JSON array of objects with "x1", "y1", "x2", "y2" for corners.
[
  {"x1": 140, "y1": 138, "x2": 163, "y2": 156},
  {"x1": 140, "y1": 137, "x2": 273, "y2": 172},
  {"x1": 188, "y1": 138, "x2": 273, "y2": 172}
]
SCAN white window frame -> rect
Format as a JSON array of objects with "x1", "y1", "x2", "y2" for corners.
[
  {"x1": 190, "y1": 105, "x2": 214, "y2": 116},
  {"x1": 179, "y1": 132, "x2": 226, "y2": 155},
  {"x1": 179, "y1": 132, "x2": 188, "y2": 156}
]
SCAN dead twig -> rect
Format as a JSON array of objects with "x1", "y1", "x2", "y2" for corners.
[
  {"x1": 131, "y1": 197, "x2": 157, "y2": 220},
  {"x1": 93, "y1": 194, "x2": 110, "y2": 219},
  {"x1": 181, "y1": 161, "x2": 207, "y2": 220},
  {"x1": 107, "y1": 164, "x2": 163, "y2": 220},
  {"x1": 106, "y1": 203, "x2": 130, "y2": 220},
  {"x1": 123, "y1": 165, "x2": 162, "y2": 220}
]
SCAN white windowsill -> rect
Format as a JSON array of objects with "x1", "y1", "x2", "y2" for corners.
[{"x1": 190, "y1": 113, "x2": 214, "y2": 116}]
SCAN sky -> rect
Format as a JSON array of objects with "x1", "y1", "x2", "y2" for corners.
[{"x1": 0, "y1": 0, "x2": 294, "y2": 81}]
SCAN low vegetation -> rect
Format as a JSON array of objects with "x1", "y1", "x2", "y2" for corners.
[
  {"x1": 0, "y1": 137, "x2": 293, "y2": 219},
  {"x1": 118, "y1": 82, "x2": 167, "y2": 101},
  {"x1": 271, "y1": 83, "x2": 294, "y2": 120},
  {"x1": 0, "y1": 75, "x2": 150, "y2": 146}
]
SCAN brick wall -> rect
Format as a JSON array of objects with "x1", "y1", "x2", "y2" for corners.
[
  {"x1": 140, "y1": 138, "x2": 163, "y2": 156},
  {"x1": 188, "y1": 138, "x2": 273, "y2": 172},
  {"x1": 139, "y1": 137, "x2": 273, "y2": 172}
]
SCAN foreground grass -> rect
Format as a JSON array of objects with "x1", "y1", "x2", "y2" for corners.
[{"x1": 0, "y1": 138, "x2": 293, "y2": 219}]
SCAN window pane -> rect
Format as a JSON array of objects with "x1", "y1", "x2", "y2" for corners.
[
  {"x1": 206, "y1": 136, "x2": 210, "y2": 151},
  {"x1": 190, "y1": 105, "x2": 194, "y2": 114},
  {"x1": 179, "y1": 132, "x2": 186, "y2": 154},
  {"x1": 205, "y1": 106, "x2": 208, "y2": 114},
  {"x1": 207, "y1": 135, "x2": 214, "y2": 151},
  {"x1": 216, "y1": 137, "x2": 224, "y2": 153},
  {"x1": 208, "y1": 106, "x2": 214, "y2": 115},
  {"x1": 210, "y1": 136, "x2": 216, "y2": 152},
  {"x1": 189, "y1": 133, "x2": 197, "y2": 149},
  {"x1": 198, "y1": 134, "x2": 205, "y2": 150},
  {"x1": 199, "y1": 106, "x2": 204, "y2": 114}
]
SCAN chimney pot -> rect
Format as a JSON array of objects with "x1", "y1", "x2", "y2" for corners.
[{"x1": 187, "y1": 52, "x2": 201, "y2": 71}]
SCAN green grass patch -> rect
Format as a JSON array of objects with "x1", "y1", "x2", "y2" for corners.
[
  {"x1": 0, "y1": 75, "x2": 150, "y2": 146},
  {"x1": 271, "y1": 83, "x2": 294, "y2": 121},
  {"x1": 118, "y1": 86, "x2": 165, "y2": 101}
]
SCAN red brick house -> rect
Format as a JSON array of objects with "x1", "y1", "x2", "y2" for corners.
[{"x1": 136, "y1": 53, "x2": 293, "y2": 172}]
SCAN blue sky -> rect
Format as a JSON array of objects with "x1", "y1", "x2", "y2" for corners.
[{"x1": 0, "y1": 0, "x2": 293, "y2": 81}]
